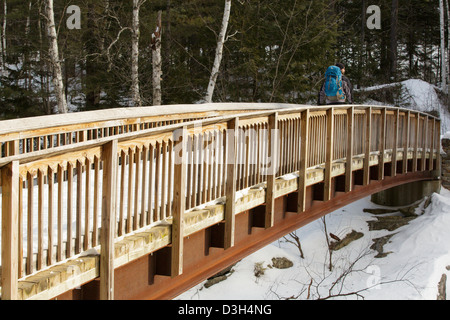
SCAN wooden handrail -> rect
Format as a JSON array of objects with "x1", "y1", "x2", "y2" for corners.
[{"x1": 0, "y1": 104, "x2": 441, "y2": 300}]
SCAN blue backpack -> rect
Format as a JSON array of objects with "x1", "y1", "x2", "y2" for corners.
[{"x1": 324, "y1": 66, "x2": 346, "y2": 102}]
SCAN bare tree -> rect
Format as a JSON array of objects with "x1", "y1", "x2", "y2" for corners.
[
  {"x1": 131, "y1": 0, "x2": 147, "y2": 107},
  {"x1": 389, "y1": 0, "x2": 399, "y2": 81},
  {"x1": 44, "y1": 0, "x2": 68, "y2": 114},
  {"x1": 440, "y1": 0, "x2": 447, "y2": 93},
  {"x1": 283, "y1": 232, "x2": 305, "y2": 259},
  {"x1": 204, "y1": 0, "x2": 231, "y2": 104},
  {"x1": 151, "y1": 10, "x2": 162, "y2": 106}
]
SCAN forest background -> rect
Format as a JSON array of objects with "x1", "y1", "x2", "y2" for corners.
[{"x1": 0, "y1": 0, "x2": 447, "y2": 119}]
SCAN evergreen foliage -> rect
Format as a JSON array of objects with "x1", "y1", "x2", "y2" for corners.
[{"x1": 0, "y1": 0, "x2": 444, "y2": 119}]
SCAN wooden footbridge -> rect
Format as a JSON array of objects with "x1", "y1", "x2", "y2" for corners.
[{"x1": 0, "y1": 103, "x2": 441, "y2": 300}]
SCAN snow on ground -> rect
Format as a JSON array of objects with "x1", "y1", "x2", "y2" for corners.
[
  {"x1": 358, "y1": 79, "x2": 450, "y2": 134},
  {"x1": 177, "y1": 187, "x2": 450, "y2": 300}
]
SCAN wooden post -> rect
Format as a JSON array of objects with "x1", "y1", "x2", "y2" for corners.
[
  {"x1": 298, "y1": 109, "x2": 310, "y2": 213},
  {"x1": 1, "y1": 161, "x2": 20, "y2": 300},
  {"x1": 324, "y1": 108, "x2": 334, "y2": 201},
  {"x1": 403, "y1": 111, "x2": 410, "y2": 174},
  {"x1": 413, "y1": 113, "x2": 419, "y2": 172},
  {"x1": 430, "y1": 118, "x2": 435, "y2": 171},
  {"x1": 225, "y1": 118, "x2": 238, "y2": 249},
  {"x1": 422, "y1": 116, "x2": 428, "y2": 171},
  {"x1": 391, "y1": 109, "x2": 399, "y2": 177},
  {"x1": 436, "y1": 119, "x2": 442, "y2": 175},
  {"x1": 172, "y1": 126, "x2": 187, "y2": 276},
  {"x1": 345, "y1": 107, "x2": 354, "y2": 192},
  {"x1": 266, "y1": 113, "x2": 278, "y2": 228},
  {"x1": 378, "y1": 108, "x2": 386, "y2": 180},
  {"x1": 363, "y1": 107, "x2": 372, "y2": 185},
  {"x1": 100, "y1": 140, "x2": 118, "y2": 300}
]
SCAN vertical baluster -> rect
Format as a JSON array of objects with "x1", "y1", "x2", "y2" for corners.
[
  {"x1": 346, "y1": 107, "x2": 354, "y2": 192},
  {"x1": 167, "y1": 139, "x2": 174, "y2": 217},
  {"x1": 186, "y1": 136, "x2": 192, "y2": 210},
  {"x1": 298, "y1": 109, "x2": 310, "y2": 213},
  {"x1": 147, "y1": 144, "x2": 155, "y2": 224},
  {"x1": 134, "y1": 147, "x2": 142, "y2": 230},
  {"x1": 221, "y1": 129, "x2": 227, "y2": 197},
  {"x1": 141, "y1": 145, "x2": 148, "y2": 228},
  {"x1": 84, "y1": 158, "x2": 91, "y2": 251},
  {"x1": 197, "y1": 134, "x2": 203, "y2": 206},
  {"x1": 378, "y1": 108, "x2": 386, "y2": 180},
  {"x1": 208, "y1": 131, "x2": 214, "y2": 200},
  {"x1": 154, "y1": 142, "x2": 161, "y2": 222},
  {"x1": 161, "y1": 141, "x2": 167, "y2": 220},
  {"x1": 430, "y1": 118, "x2": 435, "y2": 171},
  {"x1": 422, "y1": 116, "x2": 428, "y2": 171},
  {"x1": 37, "y1": 169, "x2": 45, "y2": 270},
  {"x1": 217, "y1": 130, "x2": 224, "y2": 198},
  {"x1": 191, "y1": 135, "x2": 199, "y2": 207},
  {"x1": 57, "y1": 165, "x2": 64, "y2": 262},
  {"x1": 67, "y1": 162, "x2": 74, "y2": 259},
  {"x1": 413, "y1": 114, "x2": 419, "y2": 172},
  {"x1": 324, "y1": 108, "x2": 334, "y2": 202},
  {"x1": 403, "y1": 111, "x2": 411, "y2": 174},
  {"x1": 363, "y1": 108, "x2": 372, "y2": 186},
  {"x1": 127, "y1": 147, "x2": 135, "y2": 233},
  {"x1": 391, "y1": 109, "x2": 399, "y2": 177},
  {"x1": 93, "y1": 156, "x2": 100, "y2": 247},
  {"x1": 75, "y1": 160, "x2": 83, "y2": 254},
  {"x1": 213, "y1": 130, "x2": 219, "y2": 199},
  {"x1": 256, "y1": 124, "x2": 261, "y2": 185},
  {"x1": 27, "y1": 172, "x2": 34, "y2": 274},
  {"x1": 202, "y1": 134, "x2": 208, "y2": 203}
]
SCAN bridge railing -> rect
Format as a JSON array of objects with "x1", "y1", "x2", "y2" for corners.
[{"x1": 0, "y1": 104, "x2": 441, "y2": 299}]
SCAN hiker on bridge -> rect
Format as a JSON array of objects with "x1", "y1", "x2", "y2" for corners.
[{"x1": 318, "y1": 62, "x2": 353, "y2": 105}]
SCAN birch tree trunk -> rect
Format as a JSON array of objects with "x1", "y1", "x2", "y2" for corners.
[
  {"x1": 151, "y1": 10, "x2": 162, "y2": 106},
  {"x1": 204, "y1": 0, "x2": 231, "y2": 104},
  {"x1": 0, "y1": 0, "x2": 7, "y2": 73},
  {"x1": 131, "y1": 0, "x2": 146, "y2": 107},
  {"x1": 446, "y1": 0, "x2": 450, "y2": 95},
  {"x1": 440, "y1": 0, "x2": 447, "y2": 93},
  {"x1": 45, "y1": 0, "x2": 68, "y2": 114}
]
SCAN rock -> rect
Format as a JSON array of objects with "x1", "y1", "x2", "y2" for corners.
[
  {"x1": 370, "y1": 234, "x2": 395, "y2": 258},
  {"x1": 254, "y1": 262, "x2": 267, "y2": 277},
  {"x1": 368, "y1": 215, "x2": 416, "y2": 231},
  {"x1": 204, "y1": 275, "x2": 228, "y2": 289},
  {"x1": 330, "y1": 230, "x2": 364, "y2": 251},
  {"x1": 271, "y1": 257, "x2": 293, "y2": 269},
  {"x1": 363, "y1": 208, "x2": 398, "y2": 215},
  {"x1": 437, "y1": 274, "x2": 447, "y2": 300}
]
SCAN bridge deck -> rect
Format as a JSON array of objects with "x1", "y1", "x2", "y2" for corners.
[{"x1": 0, "y1": 104, "x2": 441, "y2": 300}]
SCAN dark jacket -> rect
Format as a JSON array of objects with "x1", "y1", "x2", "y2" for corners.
[{"x1": 318, "y1": 75, "x2": 353, "y2": 105}]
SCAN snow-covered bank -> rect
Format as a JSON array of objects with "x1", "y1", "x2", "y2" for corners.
[
  {"x1": 357, "y1": 79, "x2": 450, "y2": 134},
  {"x1": 177, "y1": 187, "x2": 450, "y2": 300}
]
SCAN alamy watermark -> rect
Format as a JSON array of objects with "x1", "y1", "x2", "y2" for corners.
[
  {"x1": 366, "y1": 5, "x2": 381, "y2": 30},
  {"x1": 66, "y1": 5, "x2": 81, "y2": 30},
  {"x1": 366, "y1": 265, "x2": 382, "y2": 290}
]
